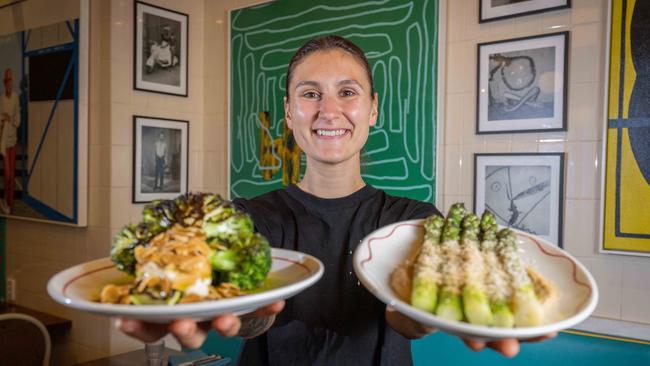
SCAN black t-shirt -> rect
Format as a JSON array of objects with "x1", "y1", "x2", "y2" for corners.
[{"x1": 233, "y1": 184, "x2": 440, "y2": 366}]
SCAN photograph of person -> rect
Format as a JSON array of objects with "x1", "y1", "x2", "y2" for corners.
[
  {"x1": 0, "y1": 68, "x2": 20, "y2": 215},
  {"x1": 133, "y1": 116, "x2": 188, "y2": 203},
  {"x1": 143, "y1": 19, "x2": 180, "y2": 84},
  {"x1": 134, "y1": 1, "x2": 188, "y2": 96},
  {"x1": 118, "y1": 35, "x2": 556, "y2": 365}
]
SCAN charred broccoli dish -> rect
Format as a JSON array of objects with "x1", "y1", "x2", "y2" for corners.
[{"x1": 104, "y1": 193, "x2": 272, "y2": 305}]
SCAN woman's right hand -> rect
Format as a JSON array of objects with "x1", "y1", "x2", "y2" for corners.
[{"x1": 116, "y1": 300, "x2": 285, "y2": 349}]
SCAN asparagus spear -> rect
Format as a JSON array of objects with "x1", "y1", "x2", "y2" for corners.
[
  {"x1": 460, "y1": 213, "x2": 493, "y2": 326},
  {"x1": 410, "y1": 215, "x2": 445, "y2": 313},
  {"x1": 497, "y1": 228, "x2": 544, "y2": 327},
  {"x1": 480, "y1": 211, "x2": 514, "y2": 328},
  {"x1": 435, "y1": 203, "x2": 466, "y2": 321}
]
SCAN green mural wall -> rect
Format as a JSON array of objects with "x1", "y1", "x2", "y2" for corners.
[{"x1": 229, "y1": 0, "x2": 439, "y2": 202}]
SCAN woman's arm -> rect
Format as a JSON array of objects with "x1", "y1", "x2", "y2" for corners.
[
  {"x1": 237, "y1": 312, "x2": 277, "y2": 339},
  {"x1": 385, "y1": 306, "x2": 436, "y2": 339}
]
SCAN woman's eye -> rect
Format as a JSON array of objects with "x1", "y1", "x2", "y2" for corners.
[{"x1": 303, "y1": 91, "x2": 320, "y2": 99}]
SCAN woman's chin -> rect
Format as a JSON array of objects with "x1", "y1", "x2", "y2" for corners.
[{"x1": 311, "y1": 153, "x2": 358, "y2": 166}]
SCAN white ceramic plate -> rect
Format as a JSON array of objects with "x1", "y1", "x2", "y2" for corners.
[
  {"x1": 48, "y1": 248, "x2": 323, "y2": 323},
  {"x1": 353, "y1": 219, "x2": 598, "y2": 341}
]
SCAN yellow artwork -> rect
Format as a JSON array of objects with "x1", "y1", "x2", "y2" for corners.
[
  {"x1": 603, "y1": 0, "x2": 650, "y2": 254},
  {"x1": 258, "y1": 111, "x2": 302, "y2": 186}
]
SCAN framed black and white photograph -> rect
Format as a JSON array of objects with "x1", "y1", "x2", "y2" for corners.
[
  {"x1": 474, "y1": 153, "x2": 565, "y2": 247},
  {"x1": 134, "y1": 1, "x2": 188, "y2": 96},
  {"x1": 480, "y1": 0, "x2": 571, "y2": 23},
  {"x1": 477, "y1": 32, "x2": 568, "y2": 134},
  {"x1": 133, "y1": 116, "x2": 188, "y2": 203}
]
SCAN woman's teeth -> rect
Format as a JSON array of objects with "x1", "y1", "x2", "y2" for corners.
[{"x1": 316, "y1": 129, "x2": 347, "y2": 136}]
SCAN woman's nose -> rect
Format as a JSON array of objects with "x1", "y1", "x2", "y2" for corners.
[{"x1": 318, "y1": 94, "x2": 340, "y2": 120}]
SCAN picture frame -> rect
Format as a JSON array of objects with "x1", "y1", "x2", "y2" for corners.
[
  {"x1": 133, "y1": 116, "x2": 189, "y2": 203},
  {"x1": 476, "y1": 31, "x2": 569, "y2": 134},
  {"x1": 479, "y1": 0, "x2": 571, "y2": 23},
  {"x1": 474, "y1": 153, "x2": 565, "y2": 247},
  {"x1": 134, "y1": 1, "x2": 188, "y2": 96},
  {"x1": 599, "y1": 0, "x2": 650, "y2": 257},
  {"x1": 0, "y1": 0, "x2": 89, "y2": 226}
]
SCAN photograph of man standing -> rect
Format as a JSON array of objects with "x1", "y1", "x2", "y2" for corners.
[{"x1": 154, "y1": 130, "x2": 168, "y2": 191}]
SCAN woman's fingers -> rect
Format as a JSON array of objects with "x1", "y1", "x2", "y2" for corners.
[
  {"x1": 487, "y1": 338, "x2": 520, "y2": 358},
  {"x1": 522, "y1": 332, "x2": 557, "y2": 343},
  {"x1": 116, "y1": 302, "x2": 286, "y2": 348},
  {"x1": 211, "y1": 314, "x2": 242, "y2": 337},
  {"x1": 115, "y1": 318, "x2": 169, "y2": 343},
  {"x1": 243, "y1": 300, "x2": 285, "y2": 319},
  {"x1": 463, "y1": 338, "x2": 519, "y2": 358},
  {"x1": 169, "y1": 318, "x2": 214, "y2": 349},
  {"x1": 463, "y1": 332, "x2": 556, "y2": 357},
  {"x1": 462, "y1": 338, "x2": 486, "y2": 352}
]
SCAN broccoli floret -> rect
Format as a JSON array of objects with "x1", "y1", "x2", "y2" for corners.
[
  {"x1": 110, "y1": 222, "x2": 158, "y2": 275},
  {"x1": 203, "y1": 211, "x2": 254, "y2": 245},
  {"x1": 142, "y1": 199, "x2": 177, "y2": 234},
  {"x1": 111, "y1": 225, "x2": 138, "y2": 275},
  {"x1": 210, "y1": 233, "x2": 272, "y2": 290}
]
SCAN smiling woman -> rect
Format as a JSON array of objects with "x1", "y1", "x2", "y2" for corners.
[{"x1": 283, "y1": 40, "x2": 378, "y2": 184}]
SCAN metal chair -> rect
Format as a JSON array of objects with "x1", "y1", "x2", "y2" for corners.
[{"x1": 0, "y1": 313, "x2": 51, "y2": 366}]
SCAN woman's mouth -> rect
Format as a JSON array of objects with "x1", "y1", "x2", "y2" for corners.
[{"x1": 313, "y1": 129, "x2": 349, "y2": 138}]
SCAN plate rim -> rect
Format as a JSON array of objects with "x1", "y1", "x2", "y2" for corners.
[
  {"x1": 47, "y1": 248, "x2": 324, "y2": 319},
  {"x1": 353, "y1": 218, "x2": 599, "y2": 340}
]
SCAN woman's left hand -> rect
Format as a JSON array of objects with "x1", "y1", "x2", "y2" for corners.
[
  {"x1": 385, "y1": 306, "x2": 437, "y2": 339},
  {"x1": 462, "y1": 333, "x2": 557, "y2": 358},
  {"x1": 386, "y1": 307, "x2": 557, "y2": 357}
]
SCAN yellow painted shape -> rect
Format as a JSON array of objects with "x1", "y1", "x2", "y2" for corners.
[
  {"x1": 603, "y1": 0, "x2": 650, "y2": 252},
  {"x1": 619, "y1": 129, "x2": 650, "y2": 235}
]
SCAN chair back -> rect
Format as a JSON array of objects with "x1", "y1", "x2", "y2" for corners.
[{"x1": 0, "y1": 313, "x2": 51, "y2": 366}]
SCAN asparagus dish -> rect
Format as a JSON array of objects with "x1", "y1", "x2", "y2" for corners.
[
  {"x1": 100, "y1": 193, "x2": 271, "y2": 305},
  {"x1": 392, "y1": 203, "x2": 556, "y2": 328}
]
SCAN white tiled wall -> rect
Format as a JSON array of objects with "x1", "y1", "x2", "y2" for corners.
[{"x1": 442, "y1": 0, "x2": 649, "y2": 328}]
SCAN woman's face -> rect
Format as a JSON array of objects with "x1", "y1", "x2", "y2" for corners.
[{"x1": 284, "y1": 49, "x2": 378, "y2": 167}]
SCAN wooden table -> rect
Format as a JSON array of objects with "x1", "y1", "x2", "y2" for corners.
[
  {"x1": 74, "y1": 347, "x2": 186, "y2": 366},
  {"x1": 0, "y1": 301, "x2": 72, "y2": 337}
]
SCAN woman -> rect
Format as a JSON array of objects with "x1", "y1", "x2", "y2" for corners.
[{"x1": 119, "y1": 35, "x2": 553, "y2": 364}]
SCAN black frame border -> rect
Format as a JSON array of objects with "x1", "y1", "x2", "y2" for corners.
[
  {"x1": 473, "y1": 152, "x2": 565, "y2": 248},
  {"x1": 132, "y1": 115, "x2": 190, "y2": 203},
  {"x1": 479, "y1": 0, "x2": 571, "y2": 24},
  {"x1": 476, "y1": 31, "x2": 570, "y2": 135},
  {"x1": 133, "y1": 1, "x2": 189, "y2": 97}
]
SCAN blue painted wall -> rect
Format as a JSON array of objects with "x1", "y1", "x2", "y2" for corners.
[{"x1": 199, "y1": 330, "x2": 650, "y2": 365}]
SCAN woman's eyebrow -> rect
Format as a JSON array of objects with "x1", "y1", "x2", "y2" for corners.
[
  {"x1": 337, "y1": 79, "x2": 363, "y2": 89},
  {"x1": 295, "y1": 81, "x2": 320, "y2": 89},
  {"x1": 294, "y1": 79, "x2": 364, "y2": 89}
]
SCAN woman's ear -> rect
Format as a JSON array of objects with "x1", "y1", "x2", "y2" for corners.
[
  {"x1": 369, "y1": 92, "x2": 379, "y2": 127},
  {"x1": 284, "y1": 96, "x2": 293, "y2": 129}
]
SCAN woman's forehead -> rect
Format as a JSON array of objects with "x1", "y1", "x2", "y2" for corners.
[{"x1": 291, "y1": 50, "x2": 369, "y2": 84}]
